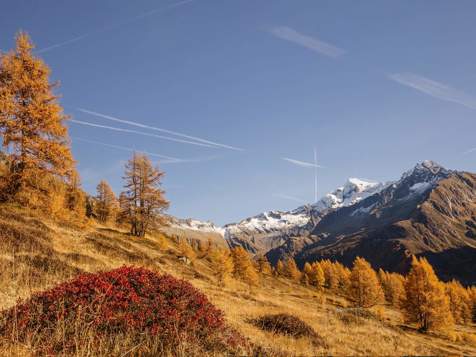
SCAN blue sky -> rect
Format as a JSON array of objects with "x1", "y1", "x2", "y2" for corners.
[{"x1": 1, "y1": 0, "x2": 475, "y2": 225}]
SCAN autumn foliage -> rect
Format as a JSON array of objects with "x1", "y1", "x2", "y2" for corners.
[
  {"x1": 348, "y1": 257, "x2": 384, "y2": 308},
  {"x1": 0, "y1": 32, "x2": 74, "y2": 212},
  {"x1": 121, "y1": 153, "x2": 169, "y2": 237},
  {"x1": 0, "y1": 266, "x2": 245, "y2": 355},
  {"x1": 403, "y1": 256, "x2": 453, "y2": 332},
  {"x1": 231, "y1": 246, "x2": 259, "y2": 287}
]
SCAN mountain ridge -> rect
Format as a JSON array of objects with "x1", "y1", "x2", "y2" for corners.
[{"x1": 172, "y1": 161, "x2": 476, "y2": 284}]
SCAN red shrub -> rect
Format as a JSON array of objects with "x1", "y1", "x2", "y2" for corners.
[{"x1": 0, "y1": 266, "x2": 245, "y2": 355}]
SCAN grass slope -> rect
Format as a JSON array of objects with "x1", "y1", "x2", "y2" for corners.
[{"x1": 1, "y1": 205, "x2": 476, "y2": 356}]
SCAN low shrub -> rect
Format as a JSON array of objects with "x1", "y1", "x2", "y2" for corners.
[
  {"x1": 0, "y1": 266, "x2": 246, "y2": 355},
  {"x1": 250, "y1": 313, "x2": 326, "y2": 346},
  {"x1": 336, "y1": 307, "x2": 376, "y2": 325}
]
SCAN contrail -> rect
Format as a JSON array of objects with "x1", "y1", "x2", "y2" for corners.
[
  {"x1": 314, "y1": 147, "x2": 318, "y2": 202},
  {"x1": 72, "y1": 137, "x2": 220, "y2": 164},
  {"x1": 72, "y1": 137, "x2": 182, "y2": 161},
  {"x1": 268, "y1": 26, "x2": 346, "y2": 58},
  {"x1": 77, "y1": 108, "x2": 244, "y2": 151},
  {"x1": 388, "y1": 73, "x2": 476, "y2": 110},
  {"x1": 36, "y1": 0, "x2": 196, "y2": 54},
  {"x1": 282, "y1": 157, "x2": 324, "y2": 168},
  {"x1": 273, "y1": 193, "x2": 306, "y2": 204},
  {"x1": 69, "y1": 119, "x2": 218, "y2": 148},
  {"x1": 463, "y1": 147, "x2": 476, "y2": 155}
]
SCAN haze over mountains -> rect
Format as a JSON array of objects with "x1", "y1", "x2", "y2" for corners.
[{"x1": 173, "y1": 161, "x2": 476, "y2": 284}]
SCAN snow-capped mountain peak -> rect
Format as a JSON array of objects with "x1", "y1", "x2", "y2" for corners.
[
  {"x1": 401, "y1": 160, "x2": 449, "y2": 181},
  {"x1": 312, "y1": 178, "x2": 385, "y2": 211}
]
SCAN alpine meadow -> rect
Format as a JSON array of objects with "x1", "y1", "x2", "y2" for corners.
[{"x1": 1, "y1": 2, "x2": 476, "y2": 356}]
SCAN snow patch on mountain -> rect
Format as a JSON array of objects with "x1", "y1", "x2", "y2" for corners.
[
  {"x1": 169, "y1": 218, "x2": 225, "y2": 235},
  {"x1": 224, "y1": 177, "x2": 387, "y2": 238},
  {"x1": 313, "y1": 178, "x2": 386, "y2": 211}
]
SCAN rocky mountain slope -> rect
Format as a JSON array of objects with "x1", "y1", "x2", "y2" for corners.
[
  {"x1": 171, "y1": 160, "x2": 476, "y2": 284},
  {"x1": 223, "y1": 178, "x2": 386, "y2": 254},
  {"x1": 276, "y1": 161, "x2": 476, "y2": 284}
]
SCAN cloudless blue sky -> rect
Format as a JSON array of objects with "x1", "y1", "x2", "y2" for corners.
[{"x1": 1, "y1": 0, "x2": 475, "y2": 224}]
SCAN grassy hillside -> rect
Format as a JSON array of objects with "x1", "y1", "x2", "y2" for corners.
[{"x1": 1, "y1": 205, "x2": 476, "y2": 356}]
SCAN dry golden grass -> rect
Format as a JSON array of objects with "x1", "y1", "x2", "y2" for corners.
[{"x1": 1, "y1": 205, "x2": 476, "y2": 356}]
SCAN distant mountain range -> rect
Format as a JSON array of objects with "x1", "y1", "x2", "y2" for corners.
[{"x1": 171, "y1": 161, "x2": 476, "y2": 284}]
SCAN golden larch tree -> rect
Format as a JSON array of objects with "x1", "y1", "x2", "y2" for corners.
[
  {"x1": 348, "y1": 257, "x2": 384, "y2": 308},
  {"x1": 122, "y1": 153, "x2": 169, "y2": 237},
  {"x1": 403, "y1": 256, "x2": 453, "y2": 332},
  {"x1": 0, "y1": 32, "x2": 73, "y2": 207},
  {"x1": 95, "y1": 180, "x2": 117, "y2": 223},
  {"x1": 257, "y1": 255, "x2": 272, "y2": 275},
  {"x1": 303, "y1": 262, "x2": 313, "y2": 283},
  {"x1": 231, "y1": 246, "x2": 259, "y2": 287},
  {"x1": 64, "y1": 169, "x2": 86, "y2": 217},
  {"x1": 312, "y1": 262, "x2": 326, "y2": 289},
  {"x1": 320, "y1": 259, "x2": 338, "y2": 290},
  {"x1": 334, "y1": 261, "x2": 351, "y2": 293},
  {"x1": 178, "y1": 238, "x2": 196, "y2": 261},
  {"x1": 209, "y1": 248, "x2": 234, "y2": 284},
  {"x1": 445, "y1": 279, "x2": 472, "y2": 324},
  {"x1": 379, "y1": 269, "x2": 406, "y2": 307},
  {"x1": 275, "y1": 259, "x2": 285, "y2": 277},
  {"x1": 284, "y1": 257, "x2": 301, "y2": 281}
]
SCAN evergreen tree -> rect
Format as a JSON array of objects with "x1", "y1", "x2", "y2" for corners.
[
  {"x1": 0, "y1": 32, "x2": 73, "y2": 206},
  {"x1": 122, "y1": 153, "x2": 169, "y2": 237},
  {"x1": 95, "y1": 180, "x2": 117, "y2": 223},
  {"x1": 348, "y1": 257, "x2": 384, "y2": 308},
  {"x1": 403, "y1": 256, "x2": 453, "y2": 332}
]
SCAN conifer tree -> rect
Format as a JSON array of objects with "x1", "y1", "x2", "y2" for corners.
[
  {"x1": 334, "y1": 261, "x2": 351, "y2": 293},
  {"x1": 64, "y1": 170, "x2": 85, "y2": 217},
  {"x1": 303, "y1": 262, "x2": 313, "y2": 283},
  {"x1": 95, "y1": 180, "x2": 117, "y2": 223},
  {"x1": 320, "y1": 259, "x2": 338, "y2": 290},
  {"x1": 116, "y1": 192, "x2": 130, "y2": 223},
  {"x1": 403, "y1": 256, "x2": 453, "y2": 332},
  {"x1": 122, "y1": 153, "x2": 169, "y2": 237},
  {"x1": 156, "y1": 233, "x2": 168, "y2": 251},
  {"x1": 85, "y1": 195, "x2": 95, "y2": 218},
  {"x1": 312, "y1": 262, "x2": 326, "y2": 289},
  {"x1": 209, "y1": 248, "x2": 234, "y2": 284},
  {"x1": 470, "y1": 287, "x2": 476, "y2": 323},
  {"x1": 301, "y1": 272, "x2": 309, "y2": 286},
  {"x1": 275, "y1": 259, "x2": 285, "y2": 277},
  {"x1": 0, "y1": 32, "x2": 73, "y2": 205},
  {"x1": 348, "y1": 257, "x2": 384, "y2": 308},
  {"x1": 378, "y1": 269, "x2": 406, "y2": 307},
  {"x1": 178, "y1": 238, "x2": 196, "y2": 261},
  {"x1": 445, "y1": 279, "x2": 472, "y2": 324},
  {"x1": 257, "y1": 255, "x2": 272, "y2": 275},
  {"x1": 284, "y1": 257, "x2": 301, "y2": 281},
  {"x1": 231, "y1": 246, "x2": 259, "y2": 287}
]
